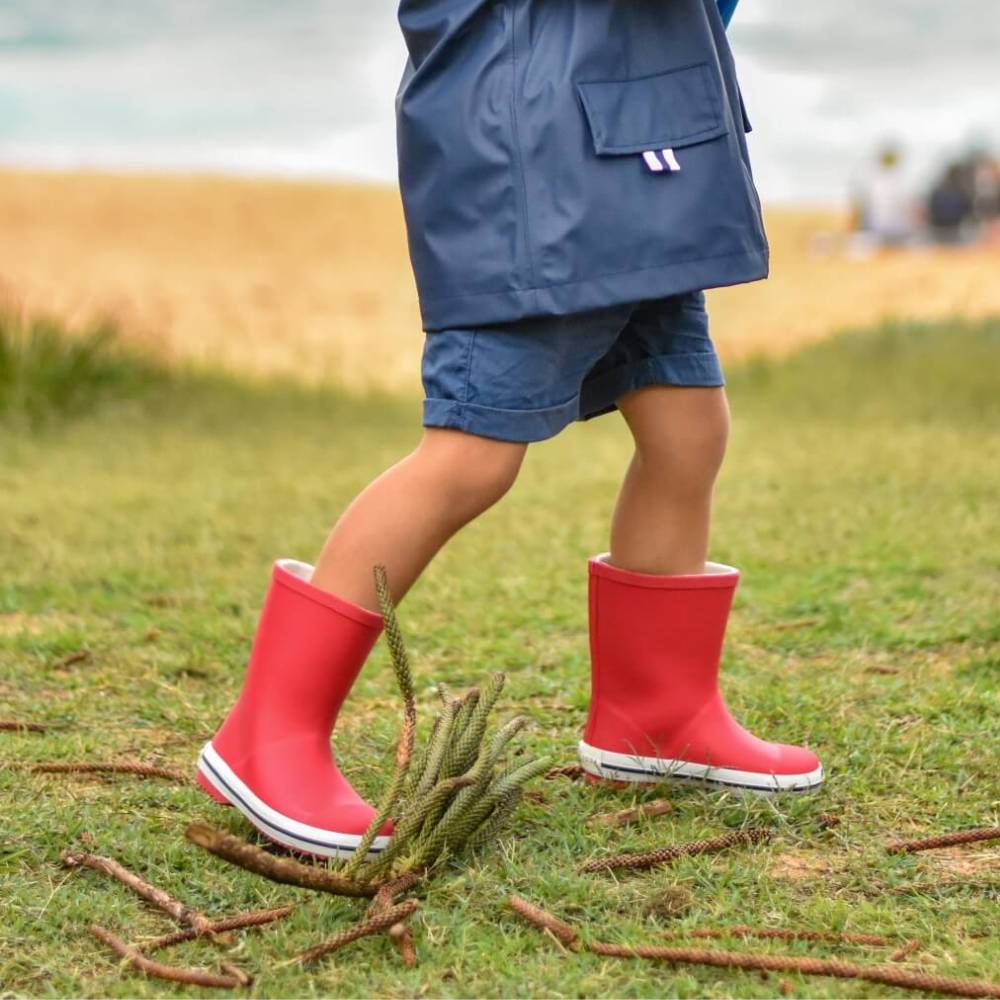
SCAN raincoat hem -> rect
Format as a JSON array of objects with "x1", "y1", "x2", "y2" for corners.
[{"x1": 418, "y1": 245, "x2": 768, "y2": 331}]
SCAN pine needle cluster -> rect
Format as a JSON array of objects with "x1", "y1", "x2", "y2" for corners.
[{"x1": 342, "y1": 566, "x2": 550, "y2": 881}]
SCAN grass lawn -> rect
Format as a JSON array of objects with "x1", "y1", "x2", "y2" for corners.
[{"x1": 2, "y1": 316, "x2": 999, "y2": 998}]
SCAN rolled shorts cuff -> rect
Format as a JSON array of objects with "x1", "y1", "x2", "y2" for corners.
[
  {"x1": 580, "y1": 350, "x2": 725, "y2": 420},
  {"x1": 422, "y1": 394, "x2": 581, "y2": 444}
]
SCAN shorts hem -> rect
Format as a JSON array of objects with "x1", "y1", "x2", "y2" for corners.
[
  {"x1": 579, "y1": 352, "x2": 725, "y2": 421},
  {"x1": 422, "y1": 394, "x2": 580, "y2": 443}
]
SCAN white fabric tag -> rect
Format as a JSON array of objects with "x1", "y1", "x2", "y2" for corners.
[
  {"x1": 642, "y1": 149, "x2": 681, "y2": 173},
  {"x1": 642, "y1": 150, "x2": 665, "y2": 172}
]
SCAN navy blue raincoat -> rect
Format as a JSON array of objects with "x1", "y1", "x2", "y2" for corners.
[{"x1": 396, "y1": 0, "x2": 766, "y2": 332}]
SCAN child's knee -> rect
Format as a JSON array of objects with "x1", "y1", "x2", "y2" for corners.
[
  {"x1": 419, "y1": 428, "x2": 527, "y2": 513},
  {"x1": 634, "y1": 393, "x2": 729, "y2": 489}
]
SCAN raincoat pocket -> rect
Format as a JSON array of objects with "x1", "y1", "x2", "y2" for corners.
[{"x1": 576, "y1": 62, "x2": 730, "y2": 158}]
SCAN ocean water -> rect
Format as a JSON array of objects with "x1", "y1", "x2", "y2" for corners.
[{"x1": 0, "y1": 0, "x2": 997, "y2": 203}]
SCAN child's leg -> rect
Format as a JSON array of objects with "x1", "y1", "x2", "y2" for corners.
[
  {"x1": 311, "y1": 427, "x2": 528, "y2": 611},
  {"x1": 609, "y1": 384, "x2": 729, "y2": 575},
  {"x1": 581, "y1": 382, "x2": 821, "y2": 793},
  {"x1": 196, "y1": 426, "x2": 527, "y2": 850}
]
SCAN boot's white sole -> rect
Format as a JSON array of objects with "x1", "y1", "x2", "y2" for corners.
[
  {"x1": 197, "y1": 743, "x2": 391, "y2": 859},
  {"x1": 578, "y1": 740, "x2": 824, "y2": 794}
]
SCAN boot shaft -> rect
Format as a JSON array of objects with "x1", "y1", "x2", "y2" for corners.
[
  {"x1": 218, "y1": 560, "x2": 383, "y2": 752},
  {"x1": 584, "y1": 554, "x2": 739, "y2": 754}
]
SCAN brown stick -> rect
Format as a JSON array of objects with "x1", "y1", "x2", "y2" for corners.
[
  {"x1": 389, "y1": 923, "x2": 417, "y2": 967},
  {"x1": 26, "y1": 761, "x2": 188, "y2": 783},
  {"x1": 887, "y1": 828, "x2": 1000, "y2": 855},
  {"x1": 508, "y1": 898, "x2": 999, "y2": 1000},
  {"x1": 290, "y1": 900, "x2": 419, "y2": 965},
  {"x1": 185, "y1": 823, "x2": 377, "y2": 896},
  {"x1": 890, "y1": 940, "x2": 923, "y2": 963},
  {"x1": 219, "y1": 963, "x2": 253, "y2": 987},
  {"x1": 545, "y1": 764, "x2": 585, "y2": 780},
  {"x1": 580, "y1": 828, "x2": 772, "y2": 873},
  {"x1": 52, "y1": 650, "x2": 91, "y2": 669},
  {"x1": 588, "y1": 942, "x2": 1000, "y2": 1000},
  {"x1": 62, "y1": 850, "x2": 214, "y2": 935},
  {"x1": 88, "y1": 925, "x2": 246, "y2": 989},
  {"x1": 769, "y1": 618, "x2": 822, "y2": 631},
  {"x1": 140, "y1": 905, "x2": 294, "y2": 952},
  {"x1": 586, "y1": 799, "x2": 672, "y2": 829},
  {"x1": 0, "y1": 720, "x2": 49, "y2": 732},
  {"x1": 367, "y1": 870, "x2": 423, "y2": 967},
  {"x1": 366, "y1": 871, "x2": 423, "y2": 917},
  {"x1": 508, "y1": 895, "x2": 581, "y2": 950},
  {"x1": 671, "y1": 925, "x2": 893, "y2": 948}
]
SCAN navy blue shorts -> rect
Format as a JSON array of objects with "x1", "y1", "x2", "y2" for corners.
[{"x1": 420, "y1": 291, "x2": 724, "y2": 443}]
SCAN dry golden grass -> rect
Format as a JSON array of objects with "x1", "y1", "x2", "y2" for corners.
[
  {"x1": 707, "y1": 210, "x2": 1000, "y2": 362},
  {"x1": 2, "y1": 169, "x2": 998, "y2": 391},
  {"x1": 0, "y1": 170, "x2": 421, "y2": 393}
]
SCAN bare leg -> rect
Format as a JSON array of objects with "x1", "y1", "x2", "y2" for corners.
[
  {"x1": 311, "y1": 428, "x2": 527, "y2": 612},
  {"x1": 610, "y1": 385, "x2": 729, "y2": 576}
]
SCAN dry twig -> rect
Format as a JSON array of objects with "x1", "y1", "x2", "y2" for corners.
[
  {"x1": 580, "y1": 828, "x2": 772, "y2": 873},
  {"x1": 508, "y1": 895, "x2": 581, "y2": 950},
  {"x1": 588, "y1": 942, "x2": 1000, "y2": 999},
  {"x1": 389, "y1": 922, "x2": 417, "y2": 967},
  {"x1": 27, "y1": 761, "x2": 188, "y2": 783},
  {"x1": 759, "y1": 618, "x2": 821, "y2": 632},
  {"x1": 367, "y1": 870, "x2": 423, "y2": 968},
  {"x1": 289, "y1": 900, "x2": 419, "y2": 965},
  {"x1": 887, "y1": 828, "x2": 1000, "y2": 855},
  {"x1": 586, "y1": 799, "x2": 672, "y2": 829},
  {"x1": 0, "y1": 720, "x2": 49, "y2": 732},
  {"x1": 670, "y1": 925, "x2": 893, "y2": 947},
  {"x1": 367, "y1": 871, "x2": 423, "y2": 917},
  {"x1": 140, "y1": 905, "x2": 294, "y2": 952},
  {"x1": 508, "y1": 898, "x2": 1000, "y2": 1000},
  {"x1": 62, "y1": 850, "x2": 214, "y2": 935},
  {"x1": 220, "y1": 963, "x2": 253, "y2": 986},
  {"x1": 890, "y1": 940, "x2": 923, "y2": 963},
  {"x1": 52, "y1": 650, "x2": 91, "y2": 670},
  {"x1": 545, "y1": 764, "x2": 585, "y2": 780},
  {"x1": 185, "y1": 823, "x2": 376, "y2": 897},
  {"x1": 88, "y1": 925, "x2": 247, "y2": 989}
]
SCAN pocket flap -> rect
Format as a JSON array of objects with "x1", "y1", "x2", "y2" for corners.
[{"x1": 577, "y1": 62, "x2": 729, "y2": 156}]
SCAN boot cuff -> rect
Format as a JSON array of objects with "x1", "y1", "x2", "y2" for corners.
[
  {"x1": 588, "y1": 553, "x2": 739, "y2": 590},
  {"x1": 273, "y1": 560, "x2": 384, "y2": 629}
]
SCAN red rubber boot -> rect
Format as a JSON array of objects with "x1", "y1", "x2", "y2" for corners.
[
  {"x1": 196, "y1": 559, "x2": 392, "y2": 857},
  {"x1": 579, "y1": 554, "x2": 823, "y2": 793}
]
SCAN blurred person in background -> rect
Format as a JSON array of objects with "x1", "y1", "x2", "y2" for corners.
[
  {"x1": 927, "y1": 163, "x2": 973, "y2": 245},
  {"x1": 925, "y1": 149, "x2": 1000, "y2": 246},
  {"x1": 970, "y1": 151, "x2": 1000, "y2": 241},
  {"x1": 850, "y1": 144, "x2": 916, "y2": 251}
]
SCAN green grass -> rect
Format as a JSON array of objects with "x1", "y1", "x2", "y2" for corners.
[
  {"x1": 1, "y1": 316, "x2": 999, "y2": 999},
  {"x1": 0, "y1": 311, "x2": 164, "y2": 427}
]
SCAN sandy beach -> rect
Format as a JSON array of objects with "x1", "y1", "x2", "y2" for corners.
[{"x1": 2, "y1": 169, "x2": 998, "y2": 392}]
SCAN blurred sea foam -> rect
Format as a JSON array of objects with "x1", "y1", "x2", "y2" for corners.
[{"x1": 0, "y1": 0, "x2": 997, "y2": 204}]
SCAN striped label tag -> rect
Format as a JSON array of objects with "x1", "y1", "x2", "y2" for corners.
[{"x1": 642, "y1": 148, "x2": 681, "y2": 173}]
